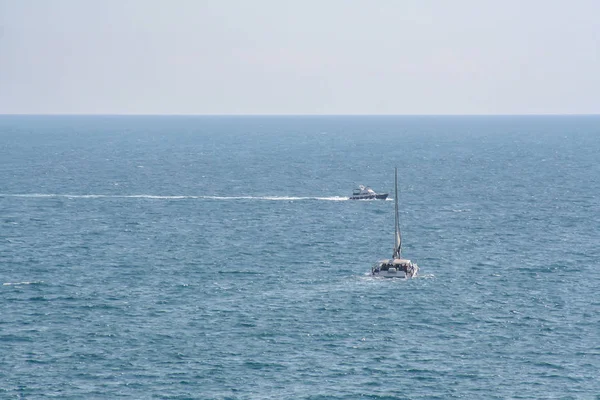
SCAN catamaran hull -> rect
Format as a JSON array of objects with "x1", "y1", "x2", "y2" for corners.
[
  {"x1": 373, "y1": 270, "x2": 408, "y2": 278},
  {"x1": 372, "y1": 270, "x2": 418, "y2": 279},
  {"x1": 372, "y1": 264, "x2": 419, "y2": 279},
  {"x1": 349, "y1": 194, "x2": 389, "y2": 200}
]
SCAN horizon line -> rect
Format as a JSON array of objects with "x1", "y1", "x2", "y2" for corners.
[{"x1": 1, "y1": 113, "x2": 599, "y2": 117}]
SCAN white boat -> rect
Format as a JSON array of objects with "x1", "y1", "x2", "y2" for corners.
[
  {"x1": 349, "y1": 185, "x2": 389, "y2": 200},
  {"x1": 371, "y1": 168, "x2": 419, "y2": 278}
]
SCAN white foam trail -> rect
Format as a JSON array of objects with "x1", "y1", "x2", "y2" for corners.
[
  {"x1": 0, "y1": 194, "x2": 349, "y2": 201},
  {"x1": 3, "y1": 281, "x2": 43, "y2": 286},
  {"x1": 195, "y1": 195, "x2": 348, "y2": 201}
]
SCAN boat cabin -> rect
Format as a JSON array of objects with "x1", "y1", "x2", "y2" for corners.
[
  {"x1": 375, "y1": 258, "x2": 413, "y2": 272},
  {"x1": 353, "y1": 185, "x2": 376, "y2": 196},
  {"x1": 372, "y1": 258, "x2": 417, "y2": 278}
]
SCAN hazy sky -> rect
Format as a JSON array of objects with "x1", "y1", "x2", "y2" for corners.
[{"x1": 1, "y1": 0, "x2": 599, "y2": 114}]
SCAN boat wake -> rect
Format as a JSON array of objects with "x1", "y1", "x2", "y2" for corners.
[
  {"x1": 201, "y1": 195, "x2": 348, "y2": 201},
  {"x1": 0, "y1": 194, "x2": 349, "y2": 201},
  {"x1": 3, "y1": 281, "x2": 44, "y2": 286}
]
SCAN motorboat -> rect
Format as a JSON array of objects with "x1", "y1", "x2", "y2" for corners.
[
  {"x1": 349, "y1": 185, "x2": 388, "y2": 200},
  {"x1": 371, "y1": 168, "x2": 419, "y2": 278}
]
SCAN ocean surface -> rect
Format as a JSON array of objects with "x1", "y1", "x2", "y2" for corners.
[{"x1": 1, "y1": 115, "x2": 599, "y2": 399}]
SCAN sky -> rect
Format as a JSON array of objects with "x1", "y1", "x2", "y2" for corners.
[{"x1": 0, "y1": 0, "x2": 599, "y2": 115}]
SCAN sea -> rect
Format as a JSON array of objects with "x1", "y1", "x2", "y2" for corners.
[{"x1": 1, "y1": 115, "x2": 599, "y2": 399}]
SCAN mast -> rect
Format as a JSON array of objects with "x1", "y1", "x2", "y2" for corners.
[{"x1": 393, "y1": 167, "x2": 402, "y2": 259}]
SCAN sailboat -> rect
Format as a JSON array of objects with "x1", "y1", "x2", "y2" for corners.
[{"x1": 371, "y1": 167, "x2": 419, "y2": 278}]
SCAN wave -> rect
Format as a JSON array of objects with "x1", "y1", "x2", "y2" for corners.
[{"x1": 0, "y1": 193, "x2": 349, "y2": 201}]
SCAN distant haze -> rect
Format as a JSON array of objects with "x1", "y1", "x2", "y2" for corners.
[{"x1": 1, "y1": 0, "x2": 599, "y2": 115}]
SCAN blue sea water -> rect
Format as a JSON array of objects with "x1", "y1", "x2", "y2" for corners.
[{"x1": 1, "y1": 115, "x2": 599, "y2": 399}]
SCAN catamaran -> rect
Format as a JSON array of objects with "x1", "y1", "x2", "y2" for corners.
[{"x1": 371, "y1": 168, "x2": 419, "y2": 278}]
